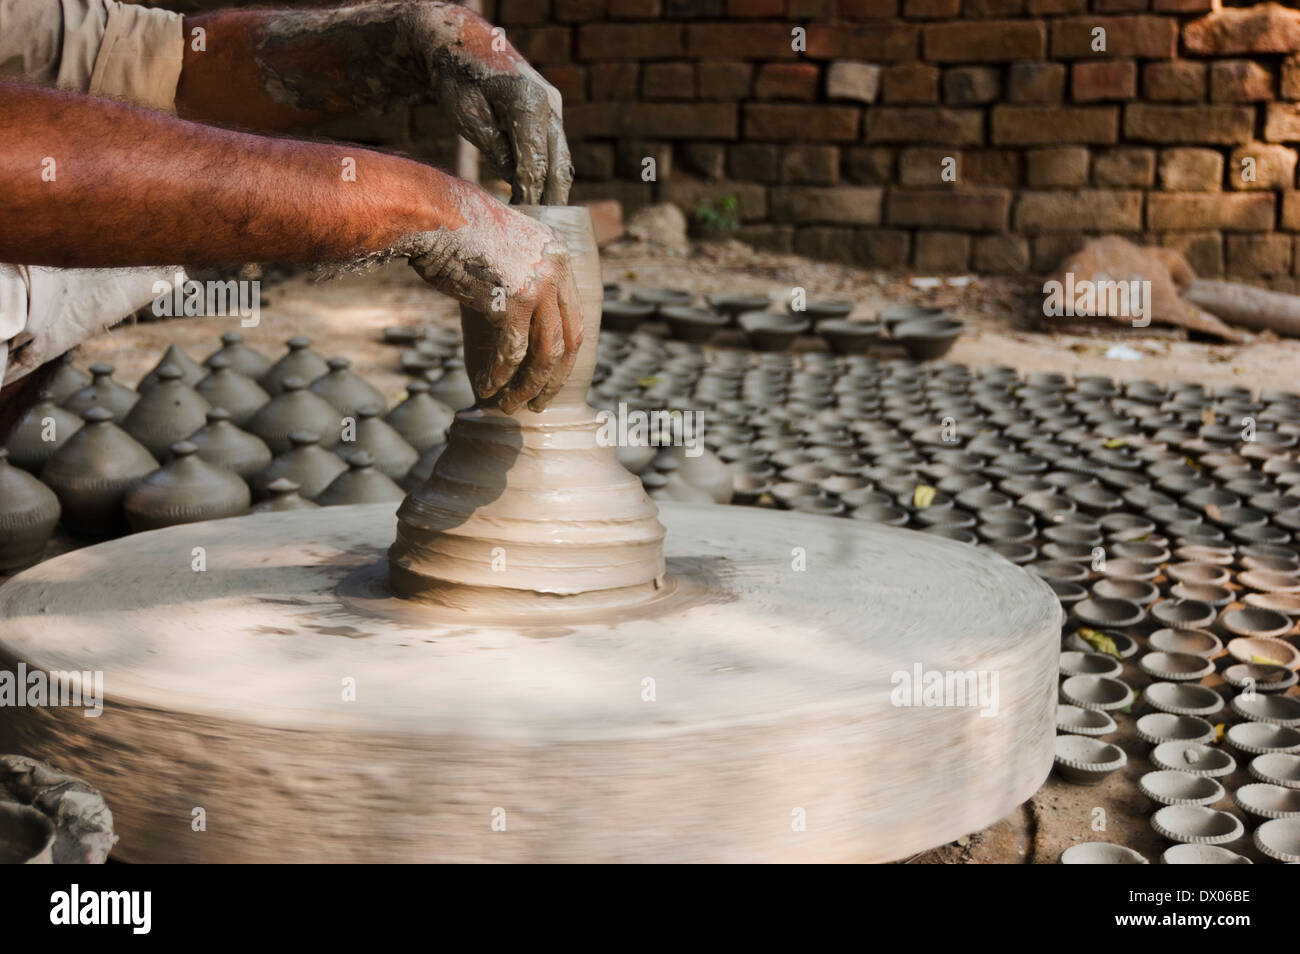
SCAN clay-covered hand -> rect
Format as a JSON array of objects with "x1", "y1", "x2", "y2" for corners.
[
  {"x1": 404, "y1": 2, "x2": 573, "y2": 205},
  {"x1": 401, "y1": 194, "x2": 582, "y2": 413}
]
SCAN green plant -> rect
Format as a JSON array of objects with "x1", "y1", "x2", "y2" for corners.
[{"x1": 693, "y1": 194, "x2": 740, "y2": 234}]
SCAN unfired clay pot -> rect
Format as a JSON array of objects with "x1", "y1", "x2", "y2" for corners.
[
  {"x1": 44, "y1": 359, "x2": 91, "y2": 406},
  {"x1": 194, "y1": 355, "x2": 270, "y2": 427},
  {"x1": 247, "y1": 376, "x2": 342, "y2": 454},
  {"x1": 666, "y1": 444, "x2": 734, "y2": 504},
  {"x1": 137, "y1": 345, "x2": 206, "y2": 391},
  {"x1": 309, "y1": 357, "x2": 385, "y2": 419},
  {"x1": 121, "y1": 364, "x2": 212, "y2": 460},
  {"x1": 425, "y1": 365, "x2": 476, "y2": 411},
  {"x1": 0, "y1": 449, "x2": 61, "y2": 570},
  {"x1": 338, "y1": 405, "x2": 418, "y2": 481},
  {"x1": 253, "y1": 431, "x2": 347, "y2": 500},
  {"x1": 205, "y1": 331, "x2": 272, "y2": 380},
  {"x1": 41, "y1": 407, "x2": 159, "y2": 537},
  {"x1": 260, "y1": 337, "x2": 329, "y2": 397},
  {"x1": 63, "y1": 363, "x2": 139, "y2": 422},
  {"x1": 3, "y1": 391, "x2": 82, "y2": 473},
  {"x1": 124, "y1": 441, "x2": 251, "y2": 531},
  {"x1": 184, "y1": 407, "x2": 273, "y2": 481},
  {"x1": 401, "y1": 442, "x2": 445, "y2": 493},
  {"x1": 251, "y1": 478, "x2": 320, "y2": 513},
  {"x1": 385, "y1": 380, "x2": 454, "y2": 452},
  {"x1": 316, "y1": 451, "x2": 405, "y2": 506}
]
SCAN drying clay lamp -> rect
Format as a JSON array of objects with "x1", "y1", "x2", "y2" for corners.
[{"x1": 0, "y1": 207, "x2": 1062, "y2": 863}]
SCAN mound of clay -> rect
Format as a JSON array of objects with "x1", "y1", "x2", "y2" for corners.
[{"x1": 0, "y1": 755, "x2": 116, "y2": 863}]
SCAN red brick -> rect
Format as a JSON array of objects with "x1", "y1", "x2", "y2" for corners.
[
  {"x1": 1284, "y1": 55, "x2": 1300, "y2": 101},
  {"x1": 1143, "y1": 62, "x2": 1206, "y2": 103},
  {"x1": 1026, "y1": 146, "x2": 1090, "y2": 187},
  {"x1": 1184, "y1": 5, "x2": 1300, "y2": 56},
  {"x1": 1072, "y1": 60, "x2": 1137, "y2": 102},
  {"x1": 554, "y1": 0, "x2": 606, "y2": 22},
  {"x1": 904, "y1": 0, "x2": 960, "y2": 17},
  {"x1": 698, "y1": 61, "x2": 752, "y2": 99},
  {"x1": 1125, "y1": 104, "x2": 1255, "y2": 144},
  {"x1": 836, "y1": 0, "x2": 898, "y2": 16},
  {"x1": 1282, "y1": 193, "x2": 1300, "y2": 230},
  {"x1": 1227, "y1": 234, "x2": 1292, "y2": 277},
  {"x1": 1160, "y1": 231, "x2": 1222, "y2": 277},
  {"x1": 1210, "y1": 61, "x2": 1274, "y2": 104},
  {"x1": 1027, "y1": 0, "x2": 1085, "y2": 11},
  {"x1": 578, "y1": 23, "x2": 682, "y2": 60},
  {"x1": 896, "y1": 147, "x2": 955, "y2": 186},
  {"x1": 572, "y1": 141, "x2": 615, "y2": 180},
  {"x1": 642, "y1": 63, "x2": 695, "y2": 101},
  {"x1": 665, "y1": 0, "x2": 724, "y2": 14},
  {"x1": 1094, "y1": 0, "x2": 1147, "y2": 10},
  {"x1": 943, "y1": 67, "x2": 1000, "y2": 106},
  {"x1": 1228, "y1": 143, "x2": 1297, "y2": 191},
  {"x1": 781, "y1": 145, "x2": 840, "y2": 184},
  {"x1": 755, "y1": 63, "x2": 821, "y2": 101},
  {"x1": 806, "y1": 23, "x2": 919, "y2": 61},
  {"x1": 728, "y1": 143, "x2": 782, "y2": 182},
  {"x1": 886, "y1": 188, "x2": 1012, "y2": 231},
  {"x1": 973, "y1": 233, "x2": 1031, "y2": 272},
  {"x1": 1266, "y1": 104, "x2": 1300, "y2": 142},
  {"x1": 583, "y1": 198, "x2": 624, "y2": 246},
  {"x1": 727, "y1": 0, "x2": 784, "y2": 14},
  {"x1": 1092, "y1": 148, "x2": 1155, "y2": 187},
  {"x1": 1147, "y1": 193, "x2": 1274, "y2": 231},
  {"x1": 616, "y1": 140, "x2": 672, "y2": 179},
  {"x1": 1015, "y1": 190, "x2": 1144, "y2": 231},
  {"x1": 509, "y1": 27, "x2": 571, "y2": 65},
  {"x1": 1152, "y1": 0, "x2": 1211, "y2": 11},
  {"x1": 677, "y1": 142, "x2": 727, "y2": 180},
  {"x1": 661, "y1": 177, "x2": 768, "y2": 221},
  {"x1": 588, "y1": 63, "x2": 640, "y2": 101},
  {"x1": 923, "y1": 20, "x2": 1046, "y2": 63},
  {"x1": 608, "y1": 0, "x2": 663, "y2": 16},
  {"x1": 770, "y1": 186, "x2": 884, "y2": 224},
  {"x1": 857, "y1": 228, "x2": 912, "y2": 267},
  {"x1": 913, "y1": 232, "x2": 971, "y2": 272},
  {"x1": 965, "y1": 0, "x2": 1026, "y2": 16},
  {"x1": 746, "y1": 103, "x2": 861, "y2": 141},
  {"x1": 844, "y1": 147, "x2": 895, "y2": 184},
  {"x1": 1049, "y1": 16, "x2": 1178, "y2": 60},
  {"x1": 542, "y1": 65, "x2": 587, "y2": 105},
  {"x1": 866, "y1": 107, "x2": 984, "y2": 145},
  {"x1": 569, "y1": 180, "x2": 654, "y2": 214},
  {"x1": 1007, "y1": 63, "x2": 1066, "y2": 104},
  {"x1": 882, "y1": 64, "x2": 940, "y2": 104},
  {"x1": 962, "y1": 149, "x2": 1023, "y2": 187},
  {"x1": 686, "y1": 23, "x2": 804, "y2": 59},
  {"x1": 1157, "y1": 148, "x2": 1223, "y2": 192},
  {"x1": 623, "y1": 103, "x2": 739, "y2": 139},
  {"x1": 566, "y1": 102, "x2": 621, "y2": 139},
  {"x1": 991, "y1": 105, "x2": 1119, "y2": 145},
  {"x1": 497, "y1": 0, "x2": 550, "y2": 26},
  {"x1": 793, "y1": 227, "x2": 857, "y2": 264}
]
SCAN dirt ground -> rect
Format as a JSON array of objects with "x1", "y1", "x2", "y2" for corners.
[{"x1": 60, "y1": 238, "x2": 1300, "y2": 864}]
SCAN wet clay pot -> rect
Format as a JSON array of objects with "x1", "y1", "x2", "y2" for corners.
[
  {"x1": 247, "y1": 376, "x2": 342, "y2": 454},
  {"x1": 44, "y1": 359, "x2": 91, "y2": 406},
  {"x1": 253, "y1": 431, "x2": 347, "y2": 500},
  {"x1": 121, "y1": 365, "x2": 212, "y2": 461},
  {"x1": 194, "y1": 355, "x2": 270, "y2": 428},
  {"x1": 251, "y1": 478, "x2": 320, "y2": 513},
  {"x1": 259, "y1": 337, "x2": 330, "y2": 397},
  {"x1": 401, "y1": 442, "x2": 446, "y2": 493},
  {"x1": 309, "y1": 357, "x2": 386, "y2": 419},
  {"x1": 316, "y1": 451, "x2": 405, "y2": 506},
  {"x1": 0, "y1": 449, "x2": 61, "y2": 570},
  {"x1": 384, "y1": 380, "x2": 454, "y2": 452},
  {"x1": 184, "y1": 408, "x2": 272, "y2": 481},
  {"x1": 205, "y1": 331, "x2": 272, "y2": 380},
  {"x1": 137, "y1": 345, "x2": 206, "y2": 391},
  {"x1": 425, "y1": 365, "x2": 477, "y2": 411},
  {"x1": 3, "y1": 391, "x2": 83, "y2": 473},
  {"x1": 124, "y1": 441, "x2": 251, "y2": 531},
  {"x1": 41, "y1": 407, "x2": 158, "y2": 537},
  {"x1": 338, "y1": 405, "x2": 418, "y2": 481},
  {"x1": 667, "y1": 444, "x2": 734, "y2": 504},
  {"x1": 63, "y1": 363, "x2": 139, "y2": 423}
]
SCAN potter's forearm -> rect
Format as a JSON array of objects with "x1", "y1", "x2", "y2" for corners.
[{"x1": 0, "y1": 83, "x2": 476, "y2": 268}]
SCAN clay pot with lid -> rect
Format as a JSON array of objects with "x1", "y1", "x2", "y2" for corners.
[
  {"x1": 205, "y1": 331, "x2": 272, "y2": 380},
  {"x1": 425, "y1": 365, "x2": 476, "y2": 411},
  {"x1": 63, "y1": 363, "x2": 138, "y2": 422},
  {"x1": 3, "y1": 390, "x2": 83, "y2": 472},
  {"x1": 121, "y1": 364, "x2": 212, "y2": 460},
  {"x1": 316, "y1": 451, "x2": 405, "y2": 506},
  {"x1": 123, "y1": 441, "x2": 251, "y2": 531},
  {"x1": 0, "y1": 449, "x2": 60, "y2": 570},
  {"x1": 41, "y1": 407, "x2": 158, "y2": 537},
  {"x1": 194, "y1": 355, "x2": 270, "y2": 427},
  {"x1": 253, "y1": 431, "x2": 347, "y2": 500},
  {"x1": 247, "y1": 376, "x2": 342, "y2": 454},
  {"x1": 401, "y1": 442, "x2": 446, "y2": 493},
  {"x1": 309, "y1": 357, "x2": 386, "y2": 419},
  {"x1": 44, "y1": 358, "x2": 90, "y2": 405},
  {"x1": 185, "y1": 408, "x2": 272, "y2": 481},
  {"x1": 251, "y1": 478, "x2": 320, "y2": 513},
  {"x1": 385, "y1": 380, "x2": 454, "y2": 452},
  {"x1": 259, "y1": 336, "x2": 329, "y2": 396},
  {"x1": 137, "y1": 345, "x2": 206, "y2": 391},
  {"x1": 338, "y1": 405, "x2": 418, "y2": 481}
]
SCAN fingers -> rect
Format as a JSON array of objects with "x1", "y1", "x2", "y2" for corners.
[
  {"x1": 449, "y1": 81, "x2": 514, "y2": 183},
  {"x1": 542, "y1": 116, "x2": 574, "y2": 206},
  {"x1": 475, "y1": 306, "x2": 530, "y2": 401},
  {"x1": 528, "y1": 266, "x2": 583, "y2": 411},
  {"x1": 505, "y1": 92, "x2": 550, "y2": 205},
  {"x1": 497, "y1": 293, "x2": 565, "y2": 414}
]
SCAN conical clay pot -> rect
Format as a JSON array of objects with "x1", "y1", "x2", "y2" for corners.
[
  {"x1": 260, "y1": 337, "x2": 329, "y2": 397},
  {"x1": 401, "y1": 442, "x2": 445, "y2": 493},
  {"x1": 309, "y1": 357, "x2": 385, "y2": 419},
  {"x1": 338, "y1": 405, "x2": 418, "y2": 481},
  {"x1": 137, "y1": 345, "x2": 206, "y2": 391},
  {"x1": 253, "y1": 431, "x2": 347, "y2": 500},
  {"x1": 316, "y1": 451, "x2": 405, "y2": 506},
  {"x1": 0, "y1": 449, "x2": 61, "y2": 570},
  {"x1": 3, "y1": 391, "x2": 83, "y2": 473},
  {"x1": 425, "y1": 365, "x2": 476, "y2": 411},
  {"x1": 121, "y1": 365, "x2": 212, "y2": 460},
  {"x1": 205, "y1": 331, "x2": 272, "y2": 380},
  {"x1": 194, "y1": 355, "x2": 270, "y2": 427},
  {"x1": 63, "y1": 363, "x2": 138, "y2": 422},
  {"x1": 251, "y1": 478, "x2": 320, "y2": 513},
  {"x1": 44, "y1": 358, "x2": 91, "y2": 406},
  {"x1": 247, "y1": 376, "x2": 343, "y2": 454},
  {"x1": 385, "y1": 380, "x2": 454, "y2": 452},
  {"x1": 124, "y1": 441, "x2": 251, "y2": 531},
  {"x1": 41, "y1": 407, "x2": 159, "y2": 537},
  {"x1": 184, "y1": 408, "x2": 272, "y2": 481}
]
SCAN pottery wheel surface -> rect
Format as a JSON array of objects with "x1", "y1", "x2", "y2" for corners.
[{"x1": 0, "y1": 503, "x2": 1061, "y2": 862}]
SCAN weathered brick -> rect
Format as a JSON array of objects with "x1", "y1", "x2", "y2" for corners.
[
  {"x1": 665, "y1": 0, "x2": 724, "y2": 15},
  {"x1": 1158, "y1": 148, "x2": 1223, "y2": 192},
  {"x1": 867, "y1": 107, "x2": 984, "y2": 145},
  {"x1": 1125, "y1": 104, "x2": 1255, "y2": 144},
  {"x1": 782, "y1": 145, "x2": 840, "y2": 184},
  {"x1": 578, "y1": 23, "x2": 682, "y2": 61},
  {"x1": 736, "y1": 224, "x2": 795, "y2": 254},
  {"x1": 572, "y1": 141, "x2": 615, "y2": 180},
  {"x1": 1283, "y1": 55, "x2": 1300, "y2": 101},
  {"x1": 728, "y1": 143, "x2": 782, "y2": 183},
  {"x1": 962, "y1": 149, "x2": 1023, "y2": 187},
  {"x1": 844, "y1": 147, "x2": 895, "y2": 185},
  {"x1": 897, "y1": 147, "x2": 954, "y2": 187},
  {"x1": 1160, "y1": 231, "x2": 1222, "y2": 277},
  {"x1": 698, "y1": 61, "x2": 752, "y2": 99},
  {"x1": 992, "y1": 106, "x2": 1119, "y2": 145},
  {"x1": 965, "y1": 0, "x2": 1025, "y2": 16},
  {"x1": 755, "y1": 63, "x2": 821, "y2": 101},
  {"x1": 856, "y1": 229, "x2": 912, "y2": 268},
  {"x1": 509, "y1": 27, "x2": 571, "y2": 65},
  {"x1": 1049, "y1": 17, "x2": 1178, "y2": 60},
  {"x1": 904, "y1": 0, "x2": 960, "y2": 17},
  {"x1": 770, "y1": 186, "x2": 884, "y2": 224},
  {"x1": 1280, "y1": 192, "x2": 1300, "y2": 230},
  {"x1": 882, "y1": 64, "x2": 940, "y2": 104},
  {"x1": 589, "y1": 63, "x2": 640, "y2": 101},
  {"x1": 685, "y1": 23, "x2": 803, "y2": 59},
  {"x1": 837, "y1": 0, "x2": 898, "y2": 17},
  {"x1": 826, "y1": 61, "x2": 882, "y2": 104},
  {"x1": 542, "y1": 65, "x2": 587, "y2": 105},
  {"x1": 1143, "y1": 62, "x2": 1207, "y2": 103},
  {"x1": 569, "y1": 180, "x2": 654, "y2": 214},
  {"x1": 622, "y1": 103, "x2": 739, "y2": 139},
  {"x1": 727, "y1": 0, "x2": 784, "y2": 15},
  {"x1": 1147, "y1": 193, "x2": 1274, "y2": 231},
  {"x1": 943, "y1": 67, "x2": 1000, "y2": 106},
  {"x1": 661, "y1": 177, "x2": 769, "y2": 221},
  {"x1": 642, "y1": 63, "x2": 696, "y2": 101},
  {"x1": 923, "y1": 20, "x2": 1046, "y2": 63},
  {"x1": 1026, "y1": 146, "x2": 1090, "y2": 187},
  {"x1": 1072, "y1": 60, "x2": 1137, "y2": 102},
  {"x1": 806, "y1": 23, "x2": 919, "y2": 61},
  {"x1": 913, "y1": 231, "x2": 971, "y2": 272},
  {"x1": 1015, "y1": 190, "x2": 1144, "y2": 231},
  {"x1": 1031, "y1": 233, "x2": 1087, "y2": 272},
  {"x1": 746, "y1": 104, "x2": 861, "y2": 141},
  {"x1": 1210, "y1": 60, "x2": 1274, "y2": 103},
  {"x1": 554, "y1": 0, "x2": 606, "y2": 21},
  {"x1": 1027, "y1": 0, "x2": 1085, "y2": 11},
  {"x1": 1228, "y1": 143, "x2": 1298, "y2": 191},
  {"x1": 608, "y1": 0, "x2": 663, "y2": 16},
  {"x1": 566, "y1": 102, "x2": 621, "y2": 138},
  {"x1": 794, "y1": 226, "x2": 859, "y2": 264},
  {"x1": 973, "y1": 233, "x2": 1031, "y2": 273},
  {"x1": 886, "y1": 188, "x2": 1012, "y2": 231},
  {"x1": 616, "y1": 140, "x2": 673, "y2": 180},
  {"x1": 1092, "y1": 148, "x2": 1155, "y2": 186},
  {"x1": 1227, "y1": 234, "x2": 1292, "y2": 277},
  {"x1": 1184, "y1": 5, "x2": 1300, "y2": 56},
  {"x1": 1152, "y1": 0, "x2": 1212, "y2": 11},
  {"x1": 1263, "y1": 104, "x2": 1300, "y2": 143},
  {"x1": 1006, "y1": 63, "x2": 1066, "y2": 104},
  {"x1": 497, "y1": 0, "x2": 550, "y2": 26},
  {"x1": 678, "y1": 142, "x2": 727, "y2": 180},
  {"x1": 1094, "y1": 0, "x2": 1147, "y2": 11}
]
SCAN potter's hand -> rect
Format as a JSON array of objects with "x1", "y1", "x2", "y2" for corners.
[
  {"x1": 405, "y1": 3, "x2": 573, "y2": 205},
  {"x1": 403, "y1": 198, "x2": 582, "y2": 413}
]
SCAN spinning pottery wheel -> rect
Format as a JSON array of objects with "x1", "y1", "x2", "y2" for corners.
[{"x1": 0, "y1": 209, "x2": 1062, "y2": 862}]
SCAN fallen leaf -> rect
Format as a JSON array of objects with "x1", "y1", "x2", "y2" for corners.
[
  {"x1": 1076, "y1": 627, "x2": 1121, "y2": 659},
  {"x1": 913, "y1": 484, "x2": 937, "y2": 509}
]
